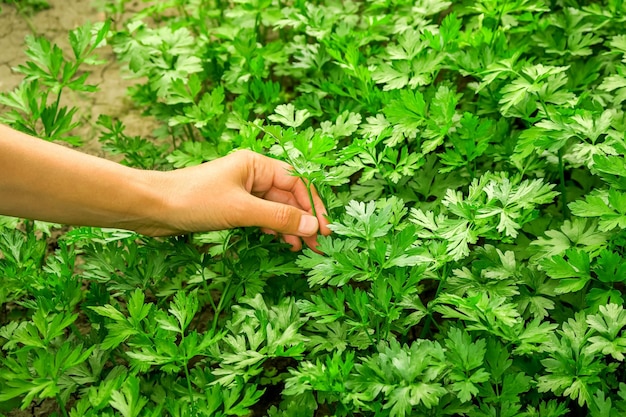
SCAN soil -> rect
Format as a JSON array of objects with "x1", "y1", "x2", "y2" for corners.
[{"x1": 0, "y1": 0, "x2": 155, "y2": 156}]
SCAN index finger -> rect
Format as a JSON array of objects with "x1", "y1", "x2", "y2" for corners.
[{"x1": 251, "y1": 156, "x2": 331, "y2": 236}]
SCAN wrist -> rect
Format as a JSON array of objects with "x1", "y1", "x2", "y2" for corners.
[{"x1": 118, "y1": 169, "x2": 178, "y2": 237}]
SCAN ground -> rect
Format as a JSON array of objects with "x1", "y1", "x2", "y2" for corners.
[{"x1": 0, "y1": 0, "x2": 154, "y2": 155}]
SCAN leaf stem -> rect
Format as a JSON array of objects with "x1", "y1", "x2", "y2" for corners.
[
  {"x1": 181, "y1": 333, "x2": 196, "y2": 409},
  {"x1": 56, "y1": 393, "x2": 68, "y2": 417},
  {"x1": 184, "y1": 124, "x2": 197, "y2": 143},
  {"x1": 303, "y1": 178, "x2": 318, "y2": 218},
  {"x1": 14, "y1": 3, "x2": 39, "y2": 35},
  {"x1": 557, "y1": 148, "x2": 569, "y2": 219},
  {"x1": 420, "y1": 264, "x2": 450, "y2": 339},
  {"x1": 258, "y1": 122, "x2": 320, "y2": 217},
  {"x1": 211, "y1": 278, "x2": 232, "y2": 335}
]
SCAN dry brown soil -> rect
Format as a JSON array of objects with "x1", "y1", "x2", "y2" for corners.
[{"x1": 0, "y1": 0, "x2": 154, "y2": 155}]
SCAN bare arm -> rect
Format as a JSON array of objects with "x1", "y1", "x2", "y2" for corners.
[{"x1": 0, "y1": 124, "x2": 330, "y2": 250}]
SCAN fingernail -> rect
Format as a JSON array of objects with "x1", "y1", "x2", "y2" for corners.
[{"x1": 298, "y1": 215, "x2": 318, "y2": 236}]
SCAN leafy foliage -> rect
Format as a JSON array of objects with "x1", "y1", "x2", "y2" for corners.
[{"x1": 3, "y1": 0, "x2": 626, "y2": 415}]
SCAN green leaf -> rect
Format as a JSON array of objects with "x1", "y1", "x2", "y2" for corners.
[
  {"x1": 168, "y1": 291, "x2": 199, "y2": 333},
  {"x1": 570, "y1": 189, "x2": 626, "y2": 231},
  {"x1": 444, "y1": 328, "x2": 490, "y2": 402},
  {"x1": 435, "y1": 293, "x2": 521, "y2": 340},
  {"x1": 598, "y1": 70, "x2": 626, "y2": 106},
  {"x1": 594, "y1": 250, "x2": 626, "y2": 283},
  {"x1": 297, "y1": 237, "x2": 372, "y2": 286},
  {"x1": 539, "y1": 248, "x2": 591, "y2": 294},
  {"x1": 284, "y1": 351, "x2": 355, "y2": 396},
  {"x1": 329, "y1": 200, "x2": 393, "y2": 241},
  {"x1": 269, "y1": 104, "x2": 311, "y2": 128},
  {"x1": 166, "y1": 141, "x2": 219, "y2": 168},
  {"x1": 530, "y1": 218, "x2": 609, "y2": 261},
  {"x1": 537, "y1": 313, "x2": 601, "y2": 407},
  {"x1": 109, "y1": 376, "x2": 148, "y2": 417},
  {"x1": 90, "y1": 305, "x2": 127, "y2": 322},
  {"x1": 320, "y1": 111, "x2": 361, "y2": 138},
  {"x1": 585, "y1": 304, "x2": 626, "y2": 361},
  {"x1": 347, "y1": 339, "x2": 448, "y2": 414},
  {"x1": 297, "y1": 288, "x2": 346, "y2": 324},
  {"x1": 423, "y1": 85, "x2": 461, "y2": 153},
  {"x1": 127, "y1": 289, "x2": 152, "y2": 325},
  {"x1": 383, "y1": 89, "x2": 426, "y2": 137}
]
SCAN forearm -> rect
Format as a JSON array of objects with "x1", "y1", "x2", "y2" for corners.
[
  {"x1": 0, "y1": 124, "x2": 166, "y2": 233},
  {"x1": 0, "y1": 124, "x2": 330, "y2": 249}
]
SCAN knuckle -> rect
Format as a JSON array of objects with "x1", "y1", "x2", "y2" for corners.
[
  {"x1": 234, "y1": 148, "x2": 255, "y2": 158},
  {"x1": 272, "y1": 205, "x2": 295, "y2": 231},
  {"x1": 234, "y1": 149, "x2": 263, "y2": 173},
  {"x1": 230, "y1": 149, "x2": 254, "y2": 164},
  {"x1": 227, "y1": 149, "x2": 255, "y2": 164}
]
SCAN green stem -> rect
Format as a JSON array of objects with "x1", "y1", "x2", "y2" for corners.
[
  {"x1": 365, "y1": 147, "x2": 395, "y2": 195},
  {"x1": 169, "y1": 126, "x2": 178, "y2": 149},
  {"x1": 489, "y1": 0, "x2": 507, "y2": 49},
  {"x1": 466, "y1": 158, "x2": 475, "y2": 179},
  {"x1": 184, "y1": 365, "x2": 196, "y2": 409},
  {"x1": 495, "y1": 379, "x2": 501, "y2": 399},
  {"x1": 181, "y1": 332, "x2": 196, "y2": 407},
  {"x1": 184, "y1": 124, "x2": 197, "y2": 143},
  {"x1": 55, "y1": 89, "x2": 63, "y2": 110},
  {"x1": 558, "y1": 148, "x2": 569, "y2": 219},
  {"x1": 255, "y1": 12, "x2": 262, "y2": 41},
  {"x1": 265, "y1": 123, "x2": 320, "y2": 218},
  {"x1": 211, "y1": 279, "x2": 232, "y2": 334},
  {"x1": 363, "y1": 323, "x2": 376, "y2": 347},
  {"x1": 304, "y1": 179, "x2": 318, "y2": 218},
  {"x1": 56, "y1": 393, "x2": 68, "y2": 417},
  {"x1": 199, "y1": 261, "x2": 218, "y2": 314},
  {"x1": 14, "y1": 3, "x2": 39, "y2": 35},
  {"x1": 69, "y1": 323, "x2": 86, "y2": 343},
  {"x1": 419, "y1": 264, "x2": 450, "y2": 339}
]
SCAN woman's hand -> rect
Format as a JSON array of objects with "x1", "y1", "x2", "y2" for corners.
[
  {"x1": 146, "y1": 150, "x2": 331, "y2": 251},
  {"x1": 0, "y1": 124, "x2": 330, "y2": 251}
]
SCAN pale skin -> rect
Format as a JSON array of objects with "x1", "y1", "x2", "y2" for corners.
[{"x1": 0, "y1": 124, "x2": 331, "y2": 251}]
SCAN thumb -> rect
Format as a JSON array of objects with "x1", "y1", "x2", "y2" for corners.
[{"x1": 240, "y1": 196, "x2": 319, "y2": 237}]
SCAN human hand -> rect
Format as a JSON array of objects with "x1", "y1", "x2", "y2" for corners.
[
  {"x1": 145, "y1": 150, "x2": 331, "y2": 251},
  {"x1": 0, "y1": 124, "x2": 328, "y2": 248}
]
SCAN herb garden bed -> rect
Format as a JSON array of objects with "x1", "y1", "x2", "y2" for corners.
[{"x1": 2, "y1": 0, "x2": 626, "y2": 416}]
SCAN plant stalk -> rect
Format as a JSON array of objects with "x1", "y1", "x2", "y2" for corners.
[{"x1": 558, "y1": 148, "x2": 569, "y2": 219}]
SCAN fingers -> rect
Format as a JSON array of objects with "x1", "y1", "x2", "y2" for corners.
[
  {"x1": 250, "y1": 154, "x2": 332, "y2": 235},
  {"x1": 308, "y1": 183, "x2": 332, "y2": 236},
  {"x1": 243, "y1": 184, "x2": 327, "y2": 252},
  {"x1": 283, "y1": 234, "x2": 303, "y2": 252},
  {"x1": 262, "y1": 186, "x2": 331, "y2": 234},
  {"x1": 250, "y1": 153, "x2": 315, "y2": 207},
  {"x1": 238, "y1": 194, "x2": 320, "y2": 237},
  {"x1": 234, "y1": 150, "x2": 332, "y2": 252}
]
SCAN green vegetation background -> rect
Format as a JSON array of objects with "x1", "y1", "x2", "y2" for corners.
[{"x1": 2, "y1": 0, "x2": 626, "y2": 416}]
